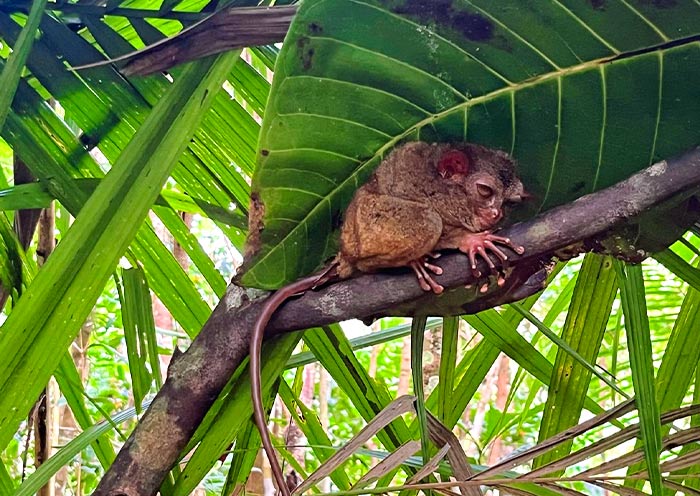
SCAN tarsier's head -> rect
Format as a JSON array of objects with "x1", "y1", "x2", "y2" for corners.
[{"x1": 435, "y1": 143, "x2": 527, "y2": 231}]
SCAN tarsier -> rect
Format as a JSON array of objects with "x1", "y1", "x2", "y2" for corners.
[
  {"x1": 336, "y1": 141, "x2": 527, "y2": 292},
  {"x1": 249, "y1": 141, "x2": 527, "y2": 496}
]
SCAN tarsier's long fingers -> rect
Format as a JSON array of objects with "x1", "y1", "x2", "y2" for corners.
[
  {"x1": 466, "y1": 249, "x2": 481, "y2": 277},
  {"x1": 476, "y1": 245, "x2": 495, "y2": 271},
  {"x1": 459, "y1": 231, "x2": 525, "y2": 280},
  {"x1": 409, "y1": 260, "x2": 444, "y2": 294},
  {"x1": 483, "y1": 240, "x2": 509, "y2": 263},
  {"x1": 486, "y1": 234, "x2": 525, "y2": 255},
  {"x1": 422, "y1": 260, "x2": 443, "y2": 275}
]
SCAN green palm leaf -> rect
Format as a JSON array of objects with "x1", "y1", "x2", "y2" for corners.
[
  {"x1": 0, "y1": 0, "x2": 47, "y2": 131},
  {"x1": 0, "y1": 53, "x2": 239, "y2": 451},
  {"x1": 241, "y1": 0, "x2": 700, "y2": 288},
  {"x1": 534, "y1": 254, "x2": 618, "y2": 469},
  {"x1": 615, "y1": 261, "x2": 663, "y2": 494}
]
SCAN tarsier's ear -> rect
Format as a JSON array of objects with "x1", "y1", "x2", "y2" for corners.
[{"x1": 437, "y1": 150, "x2": 470, "y2": 178}]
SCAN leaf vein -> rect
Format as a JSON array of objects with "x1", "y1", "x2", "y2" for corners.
[
  {"x1": 266, "y1": 147, "x2": 361, "y2": 163},
  {"x1": 593, "y1": 65, "x2": 607, "y2": 192},
  {"x1": 509, "y1": 90, "x2": 516, "y2": 155},
  {"x1": 307, "y1": 35, "x2": 468, "y2": 102},
  {"x1": 552, "y1": 0, "x2": 620, "y2": 54},
  {"x1": 539, "y1": 76, "x2": 563, "y2": 211},
  {"x1": 266, "y1": 216, "x2": 303, "y2": 224},
  {"x1": 617, "y1": 0, "x2": 670, "y2": 41},
  {"x1": 274, "y1": 112, "x2": 393, "y2": 138},
  {"x1": 464, "y1": 1, "x2": 561, "y2": 70},
  {"x1": 321, "y1": 199, "x2": 332, "y2": 265},
  {"x1": 265, "y1": 168, "x2": 339, "y2": 186},
  {"x1": 650, "y1": 51, "x2": 663, "y2": 164},
  {"x1": 283, "y1": 75, "x2": 432, "y2": 115},
  {"x1": 463, "y1": 106, "x2": 468, "y2": 141},
  {"x1": 265, "y1": 186, "x2": 325, "y2": 199}
]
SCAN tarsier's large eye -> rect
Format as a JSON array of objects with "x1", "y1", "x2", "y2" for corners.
[{"x1": 476, "y1": 182, "x2": 495, "y2": 199}]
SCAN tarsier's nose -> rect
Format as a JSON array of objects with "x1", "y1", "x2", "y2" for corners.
[{"x1": 490, "y1": 208, "x2": 503, "y2": 222}]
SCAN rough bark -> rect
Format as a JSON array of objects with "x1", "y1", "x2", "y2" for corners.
[
  {"x1": 94, "y1": 147, "x2": 700, "y2": 496},
  {"x1": 35, "y1": 202, "x2": 56, "y2": 496}
]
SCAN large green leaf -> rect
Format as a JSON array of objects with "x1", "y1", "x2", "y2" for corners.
[{"x1": 241, "y1": 0, "x2": 700, "y2": 288}]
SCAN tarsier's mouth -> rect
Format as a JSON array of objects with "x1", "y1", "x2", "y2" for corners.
[
  {"x1": 478, "y1": 207, "x2": 503, "y2": 228},
  {"x1": 470, "y1": 213, "x2": 502, "y2": 233}
]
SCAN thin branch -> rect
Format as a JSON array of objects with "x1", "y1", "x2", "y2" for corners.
[
  {"x1": 71, "y1": 6, "x2": 297, "y2": 76},
  {"x1": 94, "y1": 147, "x2": 700, "y2": 496}
]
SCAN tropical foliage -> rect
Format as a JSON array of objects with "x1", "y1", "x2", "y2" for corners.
[{"x1": 0, "y1": 0, "x2": 699, "y2": 494}]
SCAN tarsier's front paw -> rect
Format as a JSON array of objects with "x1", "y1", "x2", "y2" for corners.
[
  {"x1": 409, "y1": 254, "x2": 444, "y2": 294},
  {"x1": 458, "y1": 232, "x2": 525, "y2": 280}
]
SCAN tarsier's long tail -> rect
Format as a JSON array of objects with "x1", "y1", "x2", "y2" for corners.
[{"x1": 250, "y1": 264, "x2": 341, "y2": 496}]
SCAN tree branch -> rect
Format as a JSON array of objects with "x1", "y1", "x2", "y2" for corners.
[
  {"x1": 72, "y1": 6, "x2": 297, "y2": 76},
  {"x1": 94, "y1": 147, "x2": 700, "y2": 496}
]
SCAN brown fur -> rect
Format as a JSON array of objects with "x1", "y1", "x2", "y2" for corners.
[{"x1": 338, "y1": 142, "x2": 525, "y2": 275}]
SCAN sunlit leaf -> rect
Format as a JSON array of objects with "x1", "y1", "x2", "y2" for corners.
[
  {"x1": 118, "y1": 267, "x2": 159, "y2": 412},
  {"x1": 410, "y1": 316, "x2": 430, "y2": 465},
  {"x1": 437, "y1": 316, "x2": 458, "y2": 424},
  {"x1": 615, "y1": 261, "x2": 663, "y2": 495},
  {"x1": 0, "y1": 462, "x2": 13, "y2": 494},
  {"x1": 0, "y1": 0, "x2": 47, "y2": 131},
  {"x1": 534, "y1": 254, "x2": 618, "y2": 469},
  {"x1": 0, "y1": 53, "x2": 239, "y2": 451}
]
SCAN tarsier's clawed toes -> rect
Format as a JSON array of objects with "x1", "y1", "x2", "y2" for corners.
[
  {"x1": 410, "y1": 232, "x2": 526, "y2": 295},
  {"x1": 409, "y1": 254, "x2": 444, "y2": 294},
  {"x1": 458, "y1": 231, "x2": 525, "y2": 279}
]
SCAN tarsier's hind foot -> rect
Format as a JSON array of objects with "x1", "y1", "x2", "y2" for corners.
[
  {"x1": 459, "y1": 232, "x2": 525, "y2": 279},
  {"x1": 409, "y1": 254, "x2": 444, "y2": 294}
]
